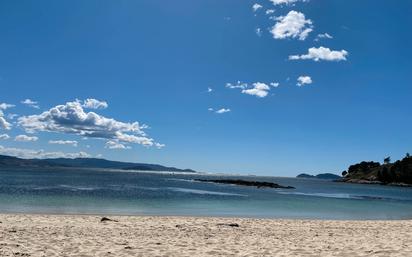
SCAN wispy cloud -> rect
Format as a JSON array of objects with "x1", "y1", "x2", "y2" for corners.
[
  {"x1": 255, "y1": 27, "x2": 263, "y2": 37},
  {"x1": 21, "y1": 99, "x2": 39, "y2": 109},
  {"x1": 252, "y1": 3, "x2": 263, "y2": 12},
  {"x1": 208, "y1": 108, "x2": 231, "y2": 114},
  {"x1": 265, "y1": 9, "x2": 275, "y2": 15},
  {"x1": 105, "y1": 140, "x2": 131, "y2": 150},
  {"x1": 315, "y1": 33, "x2": 333, "y2": 41},
  {"x1": 289, "y1": 46, "x2": 348, "y2": 61},
  {"x1": 15, "y1": 135, "x2": 39, "y2": 142},
  {"x1": 0, "y1": 134, "x2": 10, "y2": 140},
  {"x1": 269, "y1": 0, "x2": 307, "y2": 5},
  {"x1": 49, "y1": 140, "x2": 78, "y2": 147},
  {"x1": 0, "y1": 145, "x2": 90, "y2": 159}
]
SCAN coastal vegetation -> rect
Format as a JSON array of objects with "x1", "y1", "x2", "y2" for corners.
[{"x1": 340, "y1": 154, "x2": 412, "y2": 186}]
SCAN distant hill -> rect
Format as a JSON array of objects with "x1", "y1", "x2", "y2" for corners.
[
  {"x1": 339, "y1": 155, "x2": 412, "y2": 186},
  {"x1": 297, "y1": 173, "x2": 341, "y2": 180},
  {"x1": 0, "y1": 155, "x2": 196, "y2": 173}
]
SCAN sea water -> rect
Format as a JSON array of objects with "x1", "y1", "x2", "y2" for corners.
[{"x1": 1, "y1": 169, "x2": 412, "y2": 220}]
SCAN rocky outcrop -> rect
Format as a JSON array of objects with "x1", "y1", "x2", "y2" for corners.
[{"x1": 195, "y1": 179, "x2": 295, "y2": 189}]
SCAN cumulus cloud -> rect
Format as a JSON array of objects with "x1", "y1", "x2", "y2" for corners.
[
  {"x1": 0, "y1": 103, "x2": 14, "y2": 130},
  {"x1": 270, "y1": 11, "x2": 313, "y2": 40},
  {"x1": 297, "y1": 76, "x2": 313, "y2": 86},
  {"x1": 82, "y1": 98, "x2": 108, "y2": 109},
  {"x1": 270, "y1": 0, "x2": 306, "y2": 5},
  {"x1": 226, "y1": 81, "x2": 274, "y2": 98},
  {"x1": 21, "y1": 99, "x2": 40, "y2": 109},
  {"x1": 242, "y1": 82, "x2": 270, "y2": 98},
  {"x1": 289, "y1": 46, "x2": 348, "y2": 61},
  {"x1": 270, "y1": 82, "x2": 280, "y2": 88},
  {"x1": 18, "y1": 100, "x2": 161, "y2": 148},
  {"x1": 15, "y1": 135, "x2": 39, "y2": 142},
  {"x1": 0, "y1": 134, "x2": 10, "y2": 140},
  {"x1": 0, "y1": 145, "x2": 90, "y2": 159},
  {"x1": 215, "y1": 108, "x2": 231, "y2": 114},
  {"x1": 49, "y1": 140, "x2": 78, "y2": 147},
  {"x1": 105, "y1": 140, "x2": 131, "y2": 150},
  {"x1": 252, "y1": 3, "x2": 263, "y2": 12}
]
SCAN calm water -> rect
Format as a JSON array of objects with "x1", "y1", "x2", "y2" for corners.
[{"x1": 1, "y1": 169, "x2": 412, "y2": 220}]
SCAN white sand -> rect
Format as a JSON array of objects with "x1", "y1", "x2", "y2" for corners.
[{"x1": 0, "y1": 214, "x2": 411, "y2": 256}]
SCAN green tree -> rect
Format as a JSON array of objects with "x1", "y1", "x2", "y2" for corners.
[
  {"x1": 384, "y1": 156, "x2": 391, "y2": 164},
  {"x1": 342, "y1": 171, "x2": 348, "y2": 177}
]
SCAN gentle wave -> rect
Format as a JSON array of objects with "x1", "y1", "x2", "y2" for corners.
[
  {"x1": 277, "y1": 191, "x2": 388, "y2": 200},
  {"x1": 167, "y1": 187, "x2": 247, "y2": 197}
]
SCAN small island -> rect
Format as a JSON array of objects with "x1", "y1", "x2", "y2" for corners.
[
  {"x1": 338, "y1": 153, "x2": 412, "y2": 186},
  {"x1": 297, "y1": 173, "x2": 341, "y2": 180},
  {"x1": 195, "y1": 179, "x2": 295, "y2": 189}
]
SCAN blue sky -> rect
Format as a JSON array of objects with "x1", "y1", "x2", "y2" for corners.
[{"x1": 0, "y1": 0, "x2": 411, "y2": 176}]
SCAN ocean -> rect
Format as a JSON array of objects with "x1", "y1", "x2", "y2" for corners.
[{"x1": 1, "y1": 168, "x2": 412, "y2": 220}]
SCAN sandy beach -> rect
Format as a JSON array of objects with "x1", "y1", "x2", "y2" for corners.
[{"x1": 0, "y1": 214, "x2": 411, "y2": 256}]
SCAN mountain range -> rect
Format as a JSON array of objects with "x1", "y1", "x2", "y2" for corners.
[{"x1": 0, "y1": 155, "x2": 196, "y2": 173}]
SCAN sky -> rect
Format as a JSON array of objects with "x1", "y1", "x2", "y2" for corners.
[{"x1": 0, "y1": 0, "x2": 411, "y2": 176}]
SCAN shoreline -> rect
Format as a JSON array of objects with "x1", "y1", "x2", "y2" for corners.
[
  {"x1": 1, "y1": 211, "x2": 412, "y2": 221},
  {"x1": 1, "y1": 214, "x2": 412, "y2": 256}
]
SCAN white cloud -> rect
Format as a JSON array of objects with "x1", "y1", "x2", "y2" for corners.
[
  {"x1": 0, "y1": 103, "x2": 15, "y2": 110},
  {"x1": 270, "y1": 82, "x2": 280, "y2": 88},
  {"x1": 208, "y1": 108, "x2": 214, "y2": 112},
  {"x1": 255, "y1": 28, "x2": 263, "y2": 37},
  {"x1": 105, "y1": 140, "x2": 131, "y2": 150},
  {"x1": 154, "y1": 142, "x2": 165, "y2": 149},
  {"x1": 215, "y1": 108, "x2": 231, "y2": 114},
  {"x1": 242, "y1": 82, "x2": 270, "y2": 98},
  {"x1": 21, "y1": 99, "x2": 39, "y2": 109},
  {"x1": 82, "y1": 98, "x2": 108, "y2": 109},
  {"x1": 18, "y1": 100, "x2": 161, "y2": 148},
  {"x1": 15, "y1": 135, "x2": 39, "y2": 142},
  {"x1": 0, "y1": 134, "x2": 10, "y2": 140},
  {"x1": 207, "y1": 87, "x2": 213, "y2": 93},
  {"x1": 315, "y1": 33, "x2": 333, "y2": 41},
  {"x1": 49, "y1": 140, "x2": 78, "y2": 147},
  {"x1": 252, "y1": 3, "x2": 263, "y2": 12},
  {"x1": 269, "y1": 0, "x2": 306, "y2": 5},
  {"x1": 270, "y1": 11, "x2": 313, "y2": 40},
  {"x1": 0, "y1": 117, "x2": 12, "y2": 130},
  {"x1": 226, "y1": 81, "x2": 248, "y2": 89},
  {"x1": 297, "y1": 76, "x2": 313, "y2": 86},
  {"x1": 289, "y1": 46, "x2": 348, "y2": 61},
  {"x1": 266, "y1": 9, "x2": 275, "y2": 15},
  {"x1": 0, "y1": 145, "x2": 90, "y2": 159},
  {"x1": 7, "y1": 114, "x2": 18, "y2": 120},
  {"x1": 0, "y1": 103, "x2": 14, "y2": 130}
]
